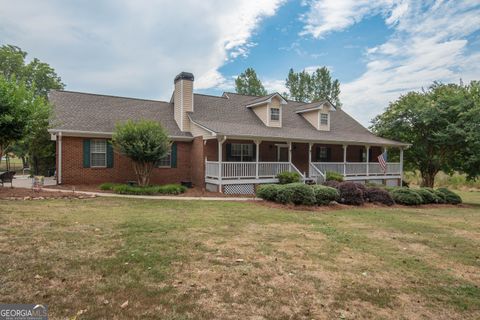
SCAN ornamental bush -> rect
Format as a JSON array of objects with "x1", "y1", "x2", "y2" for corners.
[
  {"x1": 275, "y1": 184, "x2": 295, "y2": 204},
  {"x1": 276, "y1": 171, "x2": 301, "y2": 184},
  {"x1": 338, "y1": 181, "x2": 364, "y2": 205},
  {"x1": 390, "y1": 188, "x2": 423, "y2": 205},
  {"x1": 311, "y1": 185, "x2": 339, "y2": 205},
  {"x1": 415, "y1": 188, "x2": 438, "y2": 204},
  {"x1": 437, "y1": 188, "x2": 462, "y2": 204},
  {"x1": 256, "y1": 184, "x2": 280, "y2": 201},
  {"x1": 111, "y1": 183, "x2": 186, "y2": 195},
  {"x1": 424, "y1": 187, "x2": 447, "y2": 204},
  {"x1": 286, "y1": 183, "x2": 316, "y2": 205},
  {"x1": 365, "y1": 187, "x2": 395, "y2": 206},
  {"x1": 325, "y1": 171, "x2": 344, "y2": 182}
]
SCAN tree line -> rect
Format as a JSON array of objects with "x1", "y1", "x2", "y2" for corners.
[{"x1": 0, "y1": 45, "x2": 64, "y2": 175}]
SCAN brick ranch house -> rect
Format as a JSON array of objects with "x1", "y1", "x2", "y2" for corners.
[{"x1": 48, "y1": 72, "x2": 408, "y2": 194}]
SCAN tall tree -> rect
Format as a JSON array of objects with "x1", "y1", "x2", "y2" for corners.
[
  {"x1": 113, "y1": 120, "x2": 171, "y2": 186},
  {"x1": 0, "y1": 44, "x2": 64, "y2": 174},
  {"x1": 235, "y1": 68, "x2": 267, "y2": 96},
  {"x1": 371, "y1": 81, "x2": 480, "y2": 187},
  {"x1": 285, "y1": 67, "x2": 341, "y2": 106},
  {"x1": 0, "y1": 76, "x2": 46, "y2": 163}
]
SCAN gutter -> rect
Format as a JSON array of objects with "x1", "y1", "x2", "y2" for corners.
[{"x1": 48, "y1": 129, "x2": 193, "y2": 141}]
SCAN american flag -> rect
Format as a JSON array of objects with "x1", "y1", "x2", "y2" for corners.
[{"x1": 377, "y1": 151, "x2": 387, "y2": 173}]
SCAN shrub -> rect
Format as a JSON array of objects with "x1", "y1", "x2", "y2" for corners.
[
  {"x1": 99, "y1": 182, "x2": 118, "y2": 190},
  {"x1": 390, "y1": 188, "x2": 423, "y2": 205},
  {"x1": 365, "y1": 188, "x2": 395, "y2": 206},
  {"x1": 325, "y1": 171, "x2": 344, "y2": 182},
  {"x1": 424, "y1": 187, "x2": 447, "y2": 204},
  {"x1": 111, "y1": 183, "x2": 186, "y2": 195},
  {"x1": 157, "y1": 184, "x2": 187, "y2": 195},
  {"x1": 283, "y1": 183, "x2": 316, "y2": 205},
  {"x1": 415, "y1": 188, "x2": 438, "y2": 204},
  {"x1": 256, "y1": 184, "x2": 280, "y2": 201},
  {"x1": 355, "y1": 183, "x2": 368, "y2": 199},
  {"x1": 276, "y1": 171, "x2": 301, "y2": 184},
  {"x1": 323, "y1": 180, "x2": 340, "y2": 189},
  {"x1": 312, "y1": 185, "x2": 339, "y2": 205},
  {"x1": 338, "y1": 181, "x2": 364, "y2": 205},
  {"x1": 437, "y1": 188, "x2": 462, "y2": 204},
  {"x1": 275, "y1": 185, "x2": 295, "y2": 204}
]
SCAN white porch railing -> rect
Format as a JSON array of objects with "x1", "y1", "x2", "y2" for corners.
[
  {"x1": 309, "y1": 163, "x2": 325, "y2": 183},
  {"x1": 311, "y1": 162, "x2": 401, "y2": 177},
  {"x1": 205, "y1": 161, "x2": 303, "y2": 180}
]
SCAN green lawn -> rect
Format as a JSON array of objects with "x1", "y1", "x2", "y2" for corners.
[{"x1": 1, "y1": 191, "x2": 479, "y2": 319}]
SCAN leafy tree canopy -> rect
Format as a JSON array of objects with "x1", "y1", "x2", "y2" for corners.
[
  {"x1": 285, "y1": 67, "x2": 341, "y2": 106},
  {"x1": 113, "y1": 120, "x2": 171, "y2": 186},
  {"x1": 371, "y1": 81, "x2": 480, "y2": 187},
  {"x1": 235, "y1": 68, "x2": 267, "y2": 96}
]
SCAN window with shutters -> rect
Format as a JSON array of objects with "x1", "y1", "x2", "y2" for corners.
[
  {"x1": 90, "y1": 139, "x2": 107, "y2": 167},
  {"x1": 317, "y1": 147, "x2": 329, "y2": 162},
  {"x1": 230, "y1": 143, "x2": 253, "y2": 162},
  {"x1": 157, "y1": 149, "x2": 172, "y2": 167}
]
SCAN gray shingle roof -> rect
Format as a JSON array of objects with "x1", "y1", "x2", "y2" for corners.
[
  {"x1": 49, "y1": 90, "x2": 406, "y2": 146},
  {"x1": 49, "y1": 90, "x2": 191, "y2": 137},
  {"x1": 190, "y1": 92, "x2": 407, "y2": 146}
]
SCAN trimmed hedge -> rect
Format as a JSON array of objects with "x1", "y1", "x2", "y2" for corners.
[
  {"x1": 437, "y1": 188, "x2": 462, "y2": 204},
  {"x1": 99, "y1": 182, "x2": 120, "y2": 190},
  {"x1": 325, "y1": 171, "x2": 344, "y2": 182},
  {"x1": 365, "y1": 187, "x2": 395, "y2": 206},
  {"x1": 311, "y1": 185, "x2": 339, "y2": 205},
  {"x1": 276, "y1": 171, "x2": 301, "y2": 184},
  {"x1": 109, "y1": 183, "x2": 187, "y2": 195},
  {"x1": 256, "y1": 184, "x2": 280, "y2": 201},
  {"x1": 338, "y1": 181, "x2": 364, "y2": 205},
  {"x1": 275, "y1": 184, "x2": 295, "y2": 204},
  {"x1": 390, "y1": 188, "x2": 423, "y2": 205}
]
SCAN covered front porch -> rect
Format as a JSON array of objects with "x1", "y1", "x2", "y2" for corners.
[{"x1": 203, "y1": 137, "x2": 404, "y2": 193}]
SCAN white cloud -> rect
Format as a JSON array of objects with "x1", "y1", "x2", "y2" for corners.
[
  {"x1": 301, "y1": 0, "x2": 480, "y2": 125},
  {"x1": 0, "y1": 0, "x2": 284, "y2": 100}
]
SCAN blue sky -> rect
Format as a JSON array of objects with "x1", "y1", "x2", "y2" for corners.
[{"x1": 1, "y1": 0, "x2": 479, "y2": 125}]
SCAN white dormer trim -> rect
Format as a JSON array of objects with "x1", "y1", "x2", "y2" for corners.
[
  {"x1": 295, "y1": 101, "x2": 336, "y2": 114},
  {"x1": 245, "y1": 93, "x2": 287, "y2": 108}
]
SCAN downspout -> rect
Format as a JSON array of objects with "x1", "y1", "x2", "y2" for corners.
[{"x1": 58, "y1": 132, "x2": 62, "y2": 184}]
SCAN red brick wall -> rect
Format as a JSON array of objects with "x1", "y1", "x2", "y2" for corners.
[
  {"x1": 59, "y1": 136, "x2": 191, "y2": 185},
  {"x1": 190, "y1": 136, "x2": 205, "y2": 188},
  {"x1": 205, "y1": 139, "x2": 218, "y2": 161}
]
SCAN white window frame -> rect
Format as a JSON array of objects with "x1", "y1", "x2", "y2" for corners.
[
  {"x1": 157, "y1": 148, "x2": 172, "y2": 168},
  {"x1": 270, "y1": 107, "x2": 280, "y2": 121},
  {"x1": 231, "y1": 143, "x2": 253, "y2": 162},
  {"x1": 318, "y1": 147, "x2": 328, "y2": 162},
  {"x1": 90, "y1": 139, "x2": 107, "y2": 168},
  {"x1": 320, "y1": 113, "x2": 329, "y2": 126}
]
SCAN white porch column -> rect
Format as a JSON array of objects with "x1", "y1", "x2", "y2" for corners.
[
  {"x1": 400, "y1": 147, "x2": 404, "y2": 187},
  {"x1": 366, "y1": 145, "x2": 370, "y2": 176},
  {"x1": 342, "y1": 145, "x2": 347, "y2": 177},
  {"x1": 308, "y1": 143, "x2": 313, "y2": 177},
  {"x1": 218, "y1": 136, "x2": 226, "y2": 193},
  {"x1": 58, "y1": 132, "x2": 62, "y2": 184},
  {"x1": 287, "y1": 141, "x2": 292, "y2": 171},
  {"x1": 254, "y1": 140, "x2": 261, "y2": 179}
]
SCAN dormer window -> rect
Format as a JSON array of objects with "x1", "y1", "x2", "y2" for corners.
[
  {"x1": 320, "y1": 113, "x2": 329, "y2": 126},
  {"x1": 270, "y1": 107, "x2": 280, "y2": 121}
]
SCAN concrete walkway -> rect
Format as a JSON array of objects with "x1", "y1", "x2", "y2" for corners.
[
  {"x1": 43, "y1": 188, "x2": 258, "y2": 201},
  {"x1": 10, "y1": 176, "x2": 258, "y2": 201}
]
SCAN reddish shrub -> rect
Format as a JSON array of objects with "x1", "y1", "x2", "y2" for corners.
[
  {"x1": 338, "y1": 181, "x2": 364, "y2": 205},
  {"x1": 365, "y1": 187, "x2": 395, "y2": 206}
]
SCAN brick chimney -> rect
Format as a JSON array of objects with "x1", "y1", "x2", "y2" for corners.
[{"x1": 173, "y1": 72, "x2": 194, "y2": 132}]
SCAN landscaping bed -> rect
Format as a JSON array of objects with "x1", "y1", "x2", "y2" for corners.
[{"x1": 0, "y1": 187, "x2": 95, "y2": 200}]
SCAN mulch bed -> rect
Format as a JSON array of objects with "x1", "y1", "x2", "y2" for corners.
[{"x1": 0, "y1": 187, "x2": 96, "y2": 200}]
